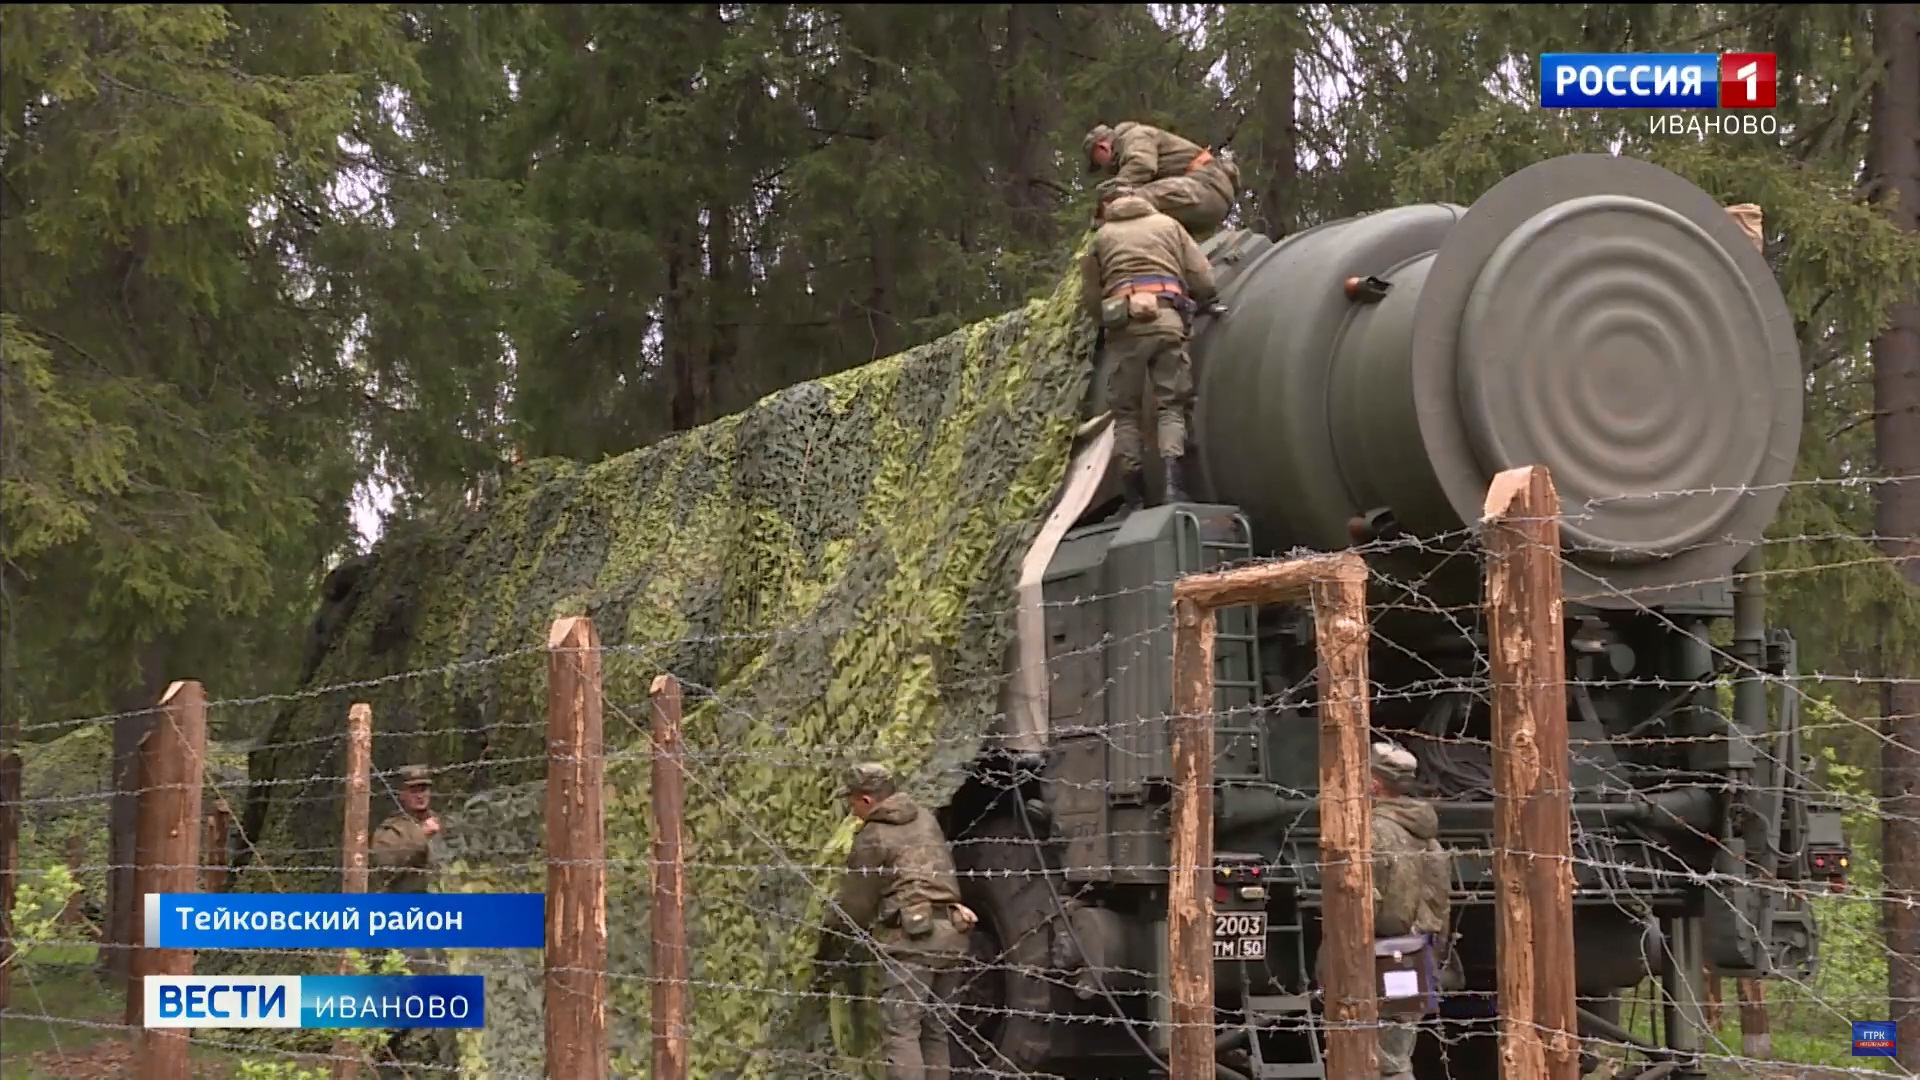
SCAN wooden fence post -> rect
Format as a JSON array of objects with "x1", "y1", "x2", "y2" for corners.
[
  {"x1": 545, "y1": 617, "x2": 606, "y2": 1080},
  {"x1": 0, "y1": 749, "x2": 20, "y2": 1016},
  {"x1": 1483, "y1": 465, "x2": 1578, "y2": 1080},
  {"x1": 649, "y1": 675, "x2": 689, "y2": 1080},
  {"x1": 127, "y1": 680, "x2": 207, "y2": 1079},
  {"x1": 1168, "y1": 553, "x2": 1374, "y2": 1079},
  {"x1": 1739, "y1": 977, "x2": 1770, "y2": 1059},
  {"x1": 200, "y1": 800, "x2": 231, "y2": 893},
  {"x1": 333, "y1": 703, "x2": 373, "y2": 1080},
  {"x1": 1167, "y1": 596, "x2": 1216, "y2": 1080}
]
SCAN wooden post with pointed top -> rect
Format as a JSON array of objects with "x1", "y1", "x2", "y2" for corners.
[
  {"x1": 332, "y1": 703, "x2": 373, "y2": 1080},
  {"x1": 1168, "y1": 552, "x2": 1375, "y2": 1079},
  {"x1": 545, "y1": 617, "x2": 606, "y2": 1080},
  {"x1": 128, "y1": 680, "x2": 207, "y2": 1079},
  {"x1": 649, "y1": 674, "x2": 689, "y2": 1080},
  {"x1": 1483, "y1": 465, "x2": 1578, "y2": 1080}
]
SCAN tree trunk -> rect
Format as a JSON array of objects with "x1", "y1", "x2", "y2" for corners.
[
  {"x1": 1869, "y1": 3, "x2": 1920, "y2": 1070},
  {"x1": 665, "y1": 219, "x2": 709, "y2": 433},
  {"x1": 706, "y1": 202, "x2": 740, "y2": 414},
  {"x1": 1253, "y1": 11, "x2": 1300, "y2": 237},
  {"x1": 1000, "y1": 5, "x2": 1058, "y2": 247},
  {"x1": 101, "y1": 641, "x2": 168, "y2": 979}
]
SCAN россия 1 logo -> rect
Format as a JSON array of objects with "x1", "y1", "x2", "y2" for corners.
[{"x1": 1539, "y1": 52, "x2": 1776, "y2": 109}]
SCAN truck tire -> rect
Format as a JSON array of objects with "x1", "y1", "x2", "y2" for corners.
[{"x1": 947, "y1": 801, "x2": 1062, "y2": 1077}]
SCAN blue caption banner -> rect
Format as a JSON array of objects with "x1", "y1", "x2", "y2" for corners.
[
  {"x1": 144, "y1": 974, "x2": 484, "y2": 1029},
  {"x1": 1539, "y1": 53, "x2": 1717, "y2": 109},
  {"x1": 145, "y1": 892, "x2": 544, "y2": 949},
  {"x1": 1854, "y1": 1020, "x2": 1896, "y2": 1057},
  {"x1": 303, "y1": 975, "x2": 485, "y2": 1029}
]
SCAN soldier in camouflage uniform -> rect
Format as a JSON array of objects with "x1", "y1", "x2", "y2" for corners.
[
  {"x1": 371, "y1": 764, "x2": 440, "y2": 896},
  {"x1": 1369, "y1": 740, "x2": 1452, "y2": 1080},
  {"x1": 1084, "y1": 121, "x2": 1242, "y2": 240},
  {"x1": 368, "y1": 765, "x2": 443, "y2": 1079},
  {"x1": 1080, "y1": 184, "x2": 1219, "y2": 510},
  {"x1": 814, "y1": 763, "x2": 978, "y2": 1080}
]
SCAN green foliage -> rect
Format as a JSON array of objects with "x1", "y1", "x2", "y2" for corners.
[
  {"x1": 3, "y1": 861, "x2": 80, "y2": 970},
  {"x1": 0, "y1": 3, "x2": 416, "y2": 716},
  {"x1": 233, "y1": 1060, "x2": 332, "y2": 1080}
]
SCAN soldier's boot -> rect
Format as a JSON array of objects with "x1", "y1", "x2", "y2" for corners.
[
  {"x1": 1162, "y1": 454, "x2": 1191, "y2": 505},
  {"x1": 1120, "y1": 468, "x2": 1148, "y2": 513}
]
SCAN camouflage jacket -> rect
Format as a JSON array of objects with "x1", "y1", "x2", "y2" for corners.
[
  {"x1": 1371, "y1": 797, "x2": 1451, "y2": 938},
  {"x1": 369, "y1": 812, "x2": 433, "y2": 894},
  {"x1": 825, "y1": 793, "x2": 969, "y2": 959},
  {"x1": 1100, "y1": 121, "x2": 1239, "y2": 198},
  {"x1": 1079, "y1": 195, "x2": 1219, "y2": 323}
]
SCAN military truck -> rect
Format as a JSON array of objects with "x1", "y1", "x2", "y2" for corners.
[{"x1": 934, "y1": 154, "x2": 1831, "y2": 1080}]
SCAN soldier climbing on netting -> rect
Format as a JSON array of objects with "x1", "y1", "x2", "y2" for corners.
[{"x1": 1083, "y1": 120, "x2": 1242, "y2": 240}]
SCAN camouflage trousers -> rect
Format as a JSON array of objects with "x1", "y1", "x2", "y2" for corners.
[
  {"x1": 1133, "y1": 163, "x2": 1238, "y2": 239},
  {"x1": 372, "y1": 949, "x2": 448, "y2": 1079},
  {"x1": 1100, "y1": 317, "x2": 1194, "y2": 473},
  {"x1": 878, "y1": 956, "x2": 966, "y2": 1080},
  {"x1": 1378, "y1": 1020, "x2": 1418, "y2": 1080}
]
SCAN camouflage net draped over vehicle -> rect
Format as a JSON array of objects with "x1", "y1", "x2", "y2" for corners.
[{"x1": 233, "y1": 260, "x2": 1094, "y2": 1077}]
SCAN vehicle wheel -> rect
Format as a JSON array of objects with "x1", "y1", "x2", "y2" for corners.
[{"x1": 947, "y1": 800, "x2": 1063, "y2": 1078}]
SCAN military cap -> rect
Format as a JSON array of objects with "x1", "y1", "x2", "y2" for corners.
[
  {"x1": 1083, "y1": 124, "x2": 1115, "y2": 168},
  {"x1": 1370, "y1": 741, "x2": 1418, "y2": 783},
  {"x1": 396, "y1": 764, "x2": 434, "y2": 788},
  {"x1": 841, "y1": 762, "x2": 895, "y2": 798}
]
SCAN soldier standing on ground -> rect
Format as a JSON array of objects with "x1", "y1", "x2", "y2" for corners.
[
  {"x1": 813, "y1": 763, "x2": 979, "y2": 1080},
  {"x1": 371, "y1": 764, "x2": 444, "y2": 976},
  {"x1": 1080, "y1": 184, "x2": 1220, "y2": 511},
  {"x1": 367, "y1": 764, "x2": 444, "y2": 1079},
  {"x1": 1083, "y1": 121, "x2": 1242, "y2": 240},
  {"x1": 1369, "y1": 740, "x2": 1454, "y2": 1080},
  {"x1": 371, "y1": 764, "x2": 439, "y2": 895}
]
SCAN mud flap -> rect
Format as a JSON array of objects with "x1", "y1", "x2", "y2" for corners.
[{"x1": 997, "y1": 417, "x2": 1115, "y2": 753}]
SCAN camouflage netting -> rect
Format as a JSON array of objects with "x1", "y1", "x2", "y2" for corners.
[{"x1": 228, "y1": 258, "x2": 1095, "y2": 1077}]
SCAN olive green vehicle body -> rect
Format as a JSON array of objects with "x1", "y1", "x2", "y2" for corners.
[{"x1": 935, "y1": 155, "x2": 1826, "y2": 1080}]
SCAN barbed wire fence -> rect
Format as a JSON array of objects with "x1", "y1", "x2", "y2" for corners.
[{"x1": 0, "y1": 468, "x2": 1912, "y2": 1080}]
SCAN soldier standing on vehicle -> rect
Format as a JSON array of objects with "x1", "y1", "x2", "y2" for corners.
[
  {"x1": 1080, "y1": 184, "x2": 1220, "y2": 510},
  {"x1": 1083, "y1": 121, "x2": 1241, "y2": 239},
  {"x1": 813, "y1": 763, "x2": 978, "y2": 1080},
  {"x1": 1369, "y1": 740, "x2": 1453, "y2": 1080}
]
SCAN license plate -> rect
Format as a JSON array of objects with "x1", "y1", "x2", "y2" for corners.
[{"x1": 1212, "y1": 912, "x2": 1266, "y2": 961}]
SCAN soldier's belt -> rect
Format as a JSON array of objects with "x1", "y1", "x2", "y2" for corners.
[{"x1": 1107, "y1": 277, "x2": 1185, "y2": 298}]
